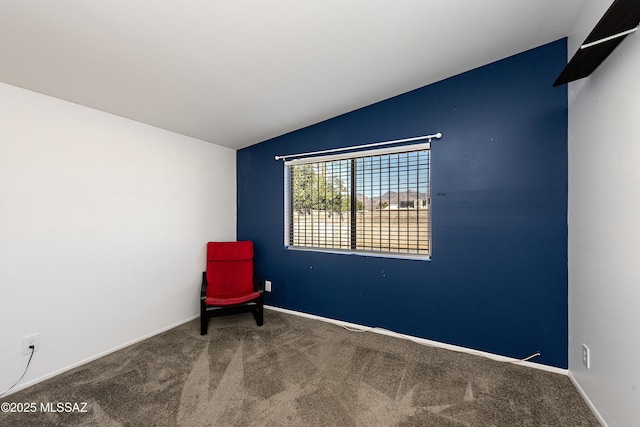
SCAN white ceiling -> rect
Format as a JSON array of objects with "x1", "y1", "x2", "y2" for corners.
[{"x1": 0, "y1": 1, "x2": 589, "y2": 150}]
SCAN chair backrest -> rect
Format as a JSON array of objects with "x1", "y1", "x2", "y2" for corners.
[{"x1": 206, "y1": 241, "x2": 254, "y2": 298}]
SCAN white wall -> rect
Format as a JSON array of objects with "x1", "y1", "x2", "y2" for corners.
[
  {"x1": 0, "y1": 82, "x2": 236, "y2": 394},
  {"x1": 568, "y1": 1, "x2": 640, "y2": 426}
]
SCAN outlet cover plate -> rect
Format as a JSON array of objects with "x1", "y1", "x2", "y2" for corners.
[
  {"x1": 582, "y1": 344, "x2": 590, "y2": 369},
  {"x1": 22, "y1": 334, "x2": 40, "y2": 355}
]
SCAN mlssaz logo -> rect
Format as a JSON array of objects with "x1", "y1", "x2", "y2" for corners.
[{"x1": 40, "y1": 402, "x2": 88, "y2": 413}]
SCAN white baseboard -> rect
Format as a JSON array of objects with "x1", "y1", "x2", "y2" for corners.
[
  {"x1": 568, "y1": 372, "x2": 608, "y2": 427},
  {"x1": 4, "y1": 307, "x2": 572, "y2": 399},
  {"x1": 2, "y1": 314, "x2": 200, "y2": 398},
  {"x1": 265, "y1": 305, "x2": 568, "y2": 376}
]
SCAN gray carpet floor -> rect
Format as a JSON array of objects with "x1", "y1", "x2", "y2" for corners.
[{"x1": 1, "y1": 310, "x2": 599, "y2": 426}]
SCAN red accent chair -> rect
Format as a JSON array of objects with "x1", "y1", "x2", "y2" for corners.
[{"x1": 200, "y1": 241, "x2": 264, "y2": 335}]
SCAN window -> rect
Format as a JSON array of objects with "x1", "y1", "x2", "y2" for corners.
[{"x1": 284, "y1": 143, "x2": 431, "y2": 258}]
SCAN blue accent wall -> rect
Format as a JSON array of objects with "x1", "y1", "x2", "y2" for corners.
[{"x1": 237, "y1": 40, "x2": 568, "y2": 368}]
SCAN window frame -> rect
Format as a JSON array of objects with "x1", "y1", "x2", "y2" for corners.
[{"x1": 283, "y1": 142, "x2": 431, "y2": 260}]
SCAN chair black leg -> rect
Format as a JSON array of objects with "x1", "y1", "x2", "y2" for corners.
[
  {"x1": 254, "y1": 296, "x2": 264, "y2": 327},
  {"x1": 200, "y1": 304, "x2": 208, "y2": 335},
  {"x1": 253, "y1": 307, "x2": 263, "y2": 326}
]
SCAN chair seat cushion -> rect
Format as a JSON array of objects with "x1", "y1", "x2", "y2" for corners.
[{"x1": 204, "y1": 291, "x2": 261, "y2": 306}]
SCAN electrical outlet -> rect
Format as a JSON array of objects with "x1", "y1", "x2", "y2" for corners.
[
  {"x1": 22, "y1": 334, "x2": 40, "y2": 355},
  {"x1": 265, "y1": 280, "x2": 272, "y2": 292},
  {"x1": 582, "y1": 344, "x2": 590, "y2": 369}
]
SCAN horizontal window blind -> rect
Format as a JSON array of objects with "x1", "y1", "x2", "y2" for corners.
[{"x1": 284, "y1": 143, "x2": 430, "y2": 258}]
